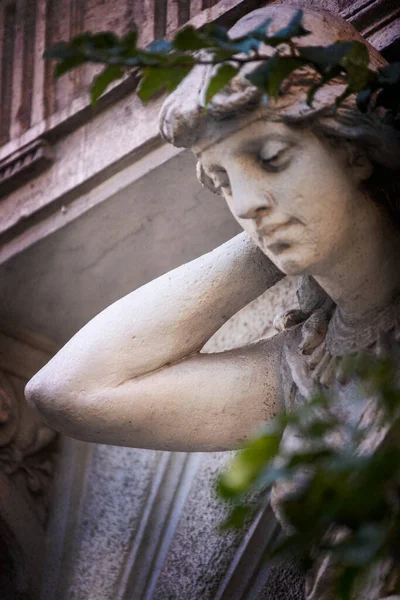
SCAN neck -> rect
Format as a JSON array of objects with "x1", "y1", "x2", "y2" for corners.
[{"x1": 313, "y1": 205, "x2": 400, "y2": 324}]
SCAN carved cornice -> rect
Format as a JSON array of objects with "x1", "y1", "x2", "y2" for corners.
[
  {"x1": 0, "y1": 138, "x2": 54, "y2": 199},
  {"x1": 344, "y1": 0, "x2": 400, "y2": 53}
]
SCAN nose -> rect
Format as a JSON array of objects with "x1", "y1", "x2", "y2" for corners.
[
  {"x1": 229, "y1": 169, "x2": 274, "y2": 220},
  {"x1": 236, "y1": 203, "x2": 271, "y2": 220}
]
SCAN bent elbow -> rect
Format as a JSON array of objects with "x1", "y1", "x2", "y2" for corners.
[{"x1": 25, "y1": 370, "x2": 78, "y2": 433}]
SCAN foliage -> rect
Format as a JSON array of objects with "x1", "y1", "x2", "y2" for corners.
[
  {"x1": 44, "y1": 11, "x2": 400, "y2": 127},
  {"x1": 217, "y1": 355, "x2": 400, "y2": 599}
]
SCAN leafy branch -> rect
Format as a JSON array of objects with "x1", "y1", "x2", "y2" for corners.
[
  {"x1": 44, "y1": 11, "x2": 400, "y2": 126},
  {"x1": 217, "y1": 355, "x2": 400, "y2": 599}
]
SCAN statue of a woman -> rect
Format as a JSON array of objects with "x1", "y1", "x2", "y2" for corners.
[{"x1": 26, "y1": 5, "x2": 400, "y2": 599}]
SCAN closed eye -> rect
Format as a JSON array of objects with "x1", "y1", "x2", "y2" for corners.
[
  {"x1": 258, "y1": 150, "x2": 289, "y2": 172},
  {"x1": 258, "y1": 140, "x2": 293, "y2": 172}
]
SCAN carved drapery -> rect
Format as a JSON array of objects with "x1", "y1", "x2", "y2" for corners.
[
  {"x1": 0, "y1": 333, "x2": 57, "y2": 598},
  {"x1": 0, "y1": 370, "x2": 57, "y2": 523}
]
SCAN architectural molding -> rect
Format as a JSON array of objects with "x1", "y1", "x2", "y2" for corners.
[
  {"x1": 344, "y1": 0, "x2": 400, "y2": 54},
  {"x1": 0, "y1": 0, "x2": 398, "y2": 215},
  {"x1": 0, "y1": 138, "x2": 53, "y2": 199}
]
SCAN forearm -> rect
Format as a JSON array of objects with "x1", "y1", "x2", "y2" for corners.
[{"x1": 26, "y1": 233, "x2": 282, "y2": 396}]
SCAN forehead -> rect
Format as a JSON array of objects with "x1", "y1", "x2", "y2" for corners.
[{"x1": 196, "y1": 120, "x2": 300, "y2": 166}]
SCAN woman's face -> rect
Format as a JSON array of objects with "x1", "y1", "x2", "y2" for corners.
[{"x1": 197, "y1": 120, "x2": 370, "y2": 276}]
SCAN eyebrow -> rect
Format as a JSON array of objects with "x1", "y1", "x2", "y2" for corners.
[
  {"x1": 238, "y1": 134, "x2": 294, "y2": 154},
  {"x1": 198, "y1": 131, "x2": 296, "y2": 172}
]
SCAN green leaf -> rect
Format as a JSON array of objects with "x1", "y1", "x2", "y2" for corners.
[
  {"x1": 246, "y1": 55, "x2": 304, "y2": 98},
  {"x1": 68, "y1": 32, "x2": 94, "y2": 49},
  {"x1": 121, "y1": 30, "x2": 138, "y2": 56},
  {"x1": 90, "y1": 65, "x2": 124, "y2": 105},
  {"x1": 340, "y1": 41, "x2": 370, "y2": 91},
  {"x1": 218, "y1": 432, "x2": 281, "y2": 498},
  {"x1": 221, "y1": 504, "x2": 254, "y2": 530},
  {"x1": 138, "y1": 65, "x2": 192, "y2": 102},
  {"x1": 205, "y1": 64, "x2": 239, "y2": 103},
  {"x1": 135, "y1": 50, "x2": 193, "y2": 67},
  {"x1": 173, "y1": 22, "x2": 244, "y2": 56},
  {"x1": 89, "y1": 32, "x2": 119, "y2": 49},
  {"x1": 173, "y1": 26, "x2": 210, "y2": 51},
  {"x1": 54, "y1": 52, "x2": 88, "y2": 78},
  {"x1": 201, "y1": 23, "x2": 230, "y2": 44}
]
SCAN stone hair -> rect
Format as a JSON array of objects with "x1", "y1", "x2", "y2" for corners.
[{"x1": 159, "y1": 6, "x2": 400, "y2": 212}]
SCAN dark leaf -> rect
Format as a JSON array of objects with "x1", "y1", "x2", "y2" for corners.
[
  {"x1": 54, "y1": 52, "x2": 88, "y2": 78},
  {"x1": 269, "y1": 10, "x2": 309, "y2": 45},
  {"x1": 68, "y1": 32, "x2": 94, "y2": 49},
  {"x1": 205, "y1": 64, "x2": 239, "y2": 103},
  {"x1": 378, "y1": 62, "x2": 400, "y2": 86},
  {"x1": 335, "y1": 567, "x2": 362, "y2": 600},
  {"x1": 44, "y1": 41, "x2": 76, "y2": 60},
  {"x1": 135, "y1": 51, "x2": 193, "y2": 67},
  {"x1": 89, "y1": 32, "x2": 119, "y2": 49},
  {"x1": 221, "y1": 504, "x2": 254, "y2": 530},
  {"x1": 146, "y1": 38, "x2": 173, "y2": 53},
  {"x1": 227, "y1": 18, "x2": 273, "y2": 54},
  {"x1": 173, "y1": 26, "x2": 211, "y2": 51},
  {"x1": 121, "y1": 30, "x2": 138, "y2": 56},
  {"x1": 376, "y1": 88, "x2": 400, "y2": 111},
  {"x1": 138, "y1": 65, "x2": 192, "y2": 102},
  {"x1": 355, "y1": 88, "x2": 373, "y2": 112},
  {"x1": 248, "y1": 17, "x2": 272, "y2": 41},
  {"x1": 299, "y1": 42, "x2": 354, "y2": 71},
  {"x1": 246, "y1": 55, "x2": 304, "y2": 98},
  {"x1": 306, "y1": 419, "x2": 338, "y2": 438},
  {"x1": 228, "y1": 36, "x2": 260, "y2": 55},
  {"x1": 90, "y1": 65, "x2": 124, "y2": 105},
  {"x1": 201, "y1": 23, "x2": 230, "y2": 44},
  {"x1": 333, "y1": 524, "x2": 386, "y2": 567}
]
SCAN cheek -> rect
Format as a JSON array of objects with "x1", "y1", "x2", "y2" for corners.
[{"x1": 223, "y1": 192, "x2": 253, "y2": 232}]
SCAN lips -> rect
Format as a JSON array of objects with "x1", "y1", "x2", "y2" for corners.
[
  {"x1": 255, "y1": 217, "x2": 302, "y2": 255},
  {"x1": 256, "y1": 217, "x2": 301, "y2": 238}
]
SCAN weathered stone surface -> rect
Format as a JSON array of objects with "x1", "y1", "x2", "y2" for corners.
[
  {"x1": 65, "y1": 446, "x2": 162, "y2": 600},
  {"x1": 1, "y1": 2, "x2": 399, "y2": 600},
  {"x1": 152, "y1": 452, "x2": 239, "y2": 600}
]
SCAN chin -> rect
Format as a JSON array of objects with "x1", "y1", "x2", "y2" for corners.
[
  {"x1": 265, "y1": 250, "x2": 310, "y2": 276},
  {"x1": 277, "y1": 260, "x2": 307, "y2": 276},
  {"x1": 266, "y1": 243, "x2": 319, "y2": 276}
]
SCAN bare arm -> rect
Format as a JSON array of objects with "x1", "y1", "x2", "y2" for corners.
[{"x1": 26, "y1": 232, "x2": 284, "y2": 450}]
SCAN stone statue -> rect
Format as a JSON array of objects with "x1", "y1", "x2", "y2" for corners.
[{"x1": 25, "y1": 5, "x2": 400, "y2": 599}]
